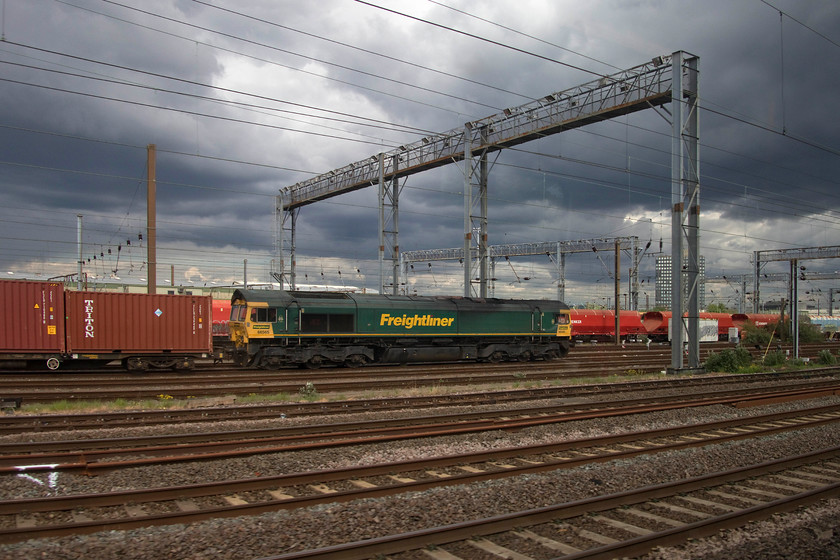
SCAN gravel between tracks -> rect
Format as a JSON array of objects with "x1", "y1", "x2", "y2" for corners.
[{"x1": 1, "y1": 381, "x2": 840, "y2": 559}]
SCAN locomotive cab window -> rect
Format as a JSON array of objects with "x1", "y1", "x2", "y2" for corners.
[
  {"x1": 554, "y1": 313, "x2": 569, "y2": 325},
  {"x1": 231, "y1": 305, "x2": 247, "y2": 321},
  {"x1": 250, "y1": 308, "x2": 277, "y2": 323}
]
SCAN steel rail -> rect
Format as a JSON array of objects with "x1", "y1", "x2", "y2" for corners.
[
  {"x1": 1, "y1": 342, "x2": 837, "y2": 404},
  {"x1": 255, "y1": 446, "x2": 840, "y2": 560},
  {"x1": 3, "y1": 384, "x2": 839, "y2": 471},
  {"x1": 1, "y1": 406, "x2": 839, "y2": 545},
  {"x1": 1, "y1": 369, "x2": 837, "y2": 434}
]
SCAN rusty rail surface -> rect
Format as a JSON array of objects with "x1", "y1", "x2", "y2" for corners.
[{"x1": 1, "y1": 403, "x2": 839, "y2": 544}]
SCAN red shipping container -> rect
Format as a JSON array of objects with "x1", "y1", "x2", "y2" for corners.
[
  {"x1": 64, "y1": 291, "x2": 212, "y2": 354},
  {"x1": 0, "y1": 280, "x2": 66, "y2": 353}
]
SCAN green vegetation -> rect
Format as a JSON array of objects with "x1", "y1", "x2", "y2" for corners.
[
  {"x1": 739, "y1": 322, "x2": 773, "y2": 347},
  {"x1": 703, "y1": 347, "x2": 754, "y2": 373},
  {"x1": 298, "y1": 382, "x2": 319, "y2": 400},
  {"x1": 818, "y1": 349, "x2": 838, "y2": 365},
  {"x1": 704, "y1": 326, "x2": 840, "y2": 373}
]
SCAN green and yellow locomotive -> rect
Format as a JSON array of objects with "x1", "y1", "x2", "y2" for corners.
[{"x1": 229, "y1": 289, "x2": 571, "y2": 369}]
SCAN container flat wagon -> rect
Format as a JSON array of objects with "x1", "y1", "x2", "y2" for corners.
[{"x1": 0, "y1": 280, "x2": 212, "y2": 370}]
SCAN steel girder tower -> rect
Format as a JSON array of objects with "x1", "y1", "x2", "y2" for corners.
[{"x1": 668, "y1": 52, "x2": 700, "y2": 373}]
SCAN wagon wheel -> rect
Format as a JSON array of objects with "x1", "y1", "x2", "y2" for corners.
[
  {"x1": 124, "y1": 357, "x2": 148, "y2": 371},
  {"x1": 344, "y1": 354, "x2": 367, "y2": 368},
  {"x1": 174, "y1": 358, "x2": 195, "y2": 372}
]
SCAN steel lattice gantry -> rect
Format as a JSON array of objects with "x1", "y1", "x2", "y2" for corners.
[
  {"x1": 753, "y1": 245, "x2": 840, "y2": 359},
  {"x1": 401, "y1": 236, "x2": 642, "y2": 306},
  {"x1": 275, "y1": 52, "x2": 689, "y2": 291},
  {"x1": 274, "y1": 51, "x2": 699, "y2": 373},
  {"x1": 706, "y1": 273, "x2": 788, "y2": 313}
]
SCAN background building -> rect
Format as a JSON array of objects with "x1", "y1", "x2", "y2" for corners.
[{"x1": 655, "y1": 255, "x2": 706, "y2": 310}]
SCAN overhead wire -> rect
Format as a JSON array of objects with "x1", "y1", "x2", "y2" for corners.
[
  {"x1": 1, "y1": 1, "x2": 832, "y2": 288},
  {"x1": 0, "y1": 42, "x2": 436, "y2": 139},
  {"x1": 80, "y1": 0, "x2": 504, "y2": 115},
  {"x1": 188, "y1": 0, "x2": 535, "y2": 102}
]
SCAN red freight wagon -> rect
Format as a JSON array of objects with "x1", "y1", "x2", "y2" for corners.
[
  {"x1": 0, "y1": 281, "x2": 66, "y2": 367},
  {"x1": 702, "y1": 312, "x2": 735, "y2": 340},
  {"x1": 642, "y1": 311, "x2": 734, "y2": 341},
  {"x1": 211, "y1": 299, "x2": 233, "y2": 362},
  {"x1": 212, "y1": 299, "x2": 231, "y2": 339},
  {"x1": 0, "y1": 279, "x2": 213, "y2": 370},
  {"x1": 641, "y1": 311, "x2": 671, "y2": 341},
  {"x1": 732, "y1": 313, "x2": 781, "y2": 329},
  {"x1": 570, "y1": 309, "x2": 646, "y2": 341}
]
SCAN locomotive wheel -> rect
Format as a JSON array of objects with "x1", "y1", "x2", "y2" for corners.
[
  {"x1": 488, "y1": 351, "x2": 506, "y2": 363},
  {"x1": 305, "y1": 356, "x2": 324, "y2": 369},
  {"x1": 544, "y1": 349, "x2": 560, "y2": 361},
  {"x1": 344, "y1": 354, "x2": 367, "y2": 368},
  {"x1": 517, "y1": 351, "x2": 532, "y2": 362},
  {"x1": 258, "y1": 357, "x2": 283, "y2": 370}
]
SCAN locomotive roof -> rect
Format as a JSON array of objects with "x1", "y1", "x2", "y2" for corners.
[{"x1": 231, "y1": 288, "x2": 569, "y2": 310}]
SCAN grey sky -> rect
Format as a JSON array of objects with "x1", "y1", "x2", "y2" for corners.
[{"x1": 1, "y1": 0, "x2": 838, "y2": 309}]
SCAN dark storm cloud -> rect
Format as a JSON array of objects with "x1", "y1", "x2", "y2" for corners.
[{"x1": 1, "y1": 0, "x2": 838, "y2": 303}]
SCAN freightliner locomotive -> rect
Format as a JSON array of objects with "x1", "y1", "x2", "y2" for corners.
[{"x1": 229, "y1": 289, "x2": 572, "y2": 369}]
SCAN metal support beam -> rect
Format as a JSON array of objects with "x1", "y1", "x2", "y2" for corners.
[
  {"x1": 279, "y1": 55, "x2": 677, "y2": 211},
  {"x1": 556, "y1": 248, "x2": 566, "y2": 302},
  {"x1": 668, "y1": 51, "x2": 700, "y2": 373},
  {"x1": 614, "y1": 239, "x2": 621, "y2": 345},
  {"x1": 275, "y1": 195, "x2": 300, "y2": 290},
  {"x1": 462, "y1": 124, "x2": 491, "y2": 297},
  {"x1": 378, "y1": 153, "x2": 401, "y2": 294},
  {"x1": 790, "y1": 259, "x2": 800, "y2": 359}
]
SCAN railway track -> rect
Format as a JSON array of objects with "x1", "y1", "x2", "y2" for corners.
[
  {"x1": 1, "y1": 372, "x2": 838, "y2": 436},
  {"x1": 2, "y1": 403, "x2": 839, "y2": 546},
  {"x1": 262, "y1": 446, "x2": 840, "y2": 560},
  {"x1": 0, "y1": 342, "x2": 836, "y2": 403},
  {"x1": 2, "y1": 384, "x2": 838, "y2": 473},
  {"x1": 0, "y1": 355, "x2": 673, "y2": 403}
]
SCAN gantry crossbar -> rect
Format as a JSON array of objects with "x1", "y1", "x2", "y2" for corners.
[{"x1": 278, "y1": 55, "x2": 675, "y2": 209}]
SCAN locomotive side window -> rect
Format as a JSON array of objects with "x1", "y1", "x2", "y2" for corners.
[
  {"x1": 250, "y1": 308, "x2": 277, "y2": 322},
  {"x1": 301, "y1": 313, "x2": 354, "y2": 333},
  {"x1": 554, "y1": 313, "x2": 569, "y2": 325},
  {"x1": 329, "y1": 314, "x2": 354, "y2": 332},
  {"x1": 302, "y1": 313, "x2": 327, "y2": 332}
]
